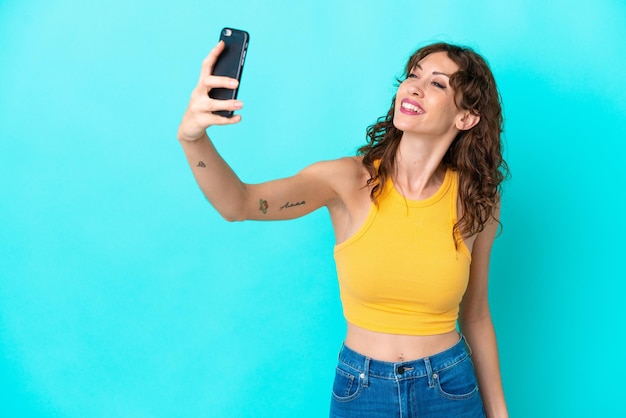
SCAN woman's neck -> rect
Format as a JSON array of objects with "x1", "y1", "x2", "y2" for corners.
[{"x1": 392, "y1": 133, "x2": 451, "y2": 199}]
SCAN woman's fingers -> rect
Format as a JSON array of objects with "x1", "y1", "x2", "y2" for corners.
[
  {"x1": 204, "y1": 75, "x2": 239, "y2": 91},
  {"x1": 191, "y1": 75, "x2": 242, "y2": 118},
  {"x1": 177, "y1": 43, "x2": 244, "y2": 141},
  {"x1": 192, "y1": 75, "x2": 238, "y2": 98},
  {"x1": 192, "y1": 96, "x2": 243, "y2": 114},
  {"x1": 202, "y1": 113, "x2": 242, "y2": 126},
  {"x1": 198, "y1": 41, "x2": 225, "y2": 82}
]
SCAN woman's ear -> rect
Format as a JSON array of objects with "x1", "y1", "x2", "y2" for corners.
[{"x1": 455, "y1": 110, "x2": 480, "y2": 131}]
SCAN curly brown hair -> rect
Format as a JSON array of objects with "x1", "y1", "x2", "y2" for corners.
[{"x1": 358, "y1": 42, "x2": 509, "y2": 241}]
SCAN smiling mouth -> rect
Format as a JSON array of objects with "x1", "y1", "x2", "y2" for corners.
[{"x1": 400, "y1": 99, "x2": 425, "y2": 115}]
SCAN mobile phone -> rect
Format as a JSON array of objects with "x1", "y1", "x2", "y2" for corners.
[{"x1": 209, "y1": 28, "x2": 249, "y2": 117}]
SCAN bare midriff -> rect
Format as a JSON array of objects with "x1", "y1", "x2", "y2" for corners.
[{"x1": 344, "y1": 322, "x2": 460, "y2": 362}]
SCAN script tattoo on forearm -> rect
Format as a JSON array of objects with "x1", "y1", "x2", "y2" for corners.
[
  {"x1": 197, "y1": 161, "x2": 206, "y2": 168},
  {"x1": 279, "y1": 201, "x2": 306, "y2": 211},
  {"x1": 259, "y1": 199, "x2": 269, "y2": 214}
]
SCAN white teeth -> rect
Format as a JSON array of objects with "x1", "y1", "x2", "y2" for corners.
[{"x1": 401, "y1": 101, "x2": 423, "y2": 113}]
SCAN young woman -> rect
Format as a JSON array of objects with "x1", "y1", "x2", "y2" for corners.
[{"x1": 177, "y1": 40, "x2": 509, "y2": 418}]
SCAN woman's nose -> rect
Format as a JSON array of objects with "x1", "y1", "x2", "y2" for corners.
[{"x1": 407, "y1": 81, "x2": 423, "y2": 97}]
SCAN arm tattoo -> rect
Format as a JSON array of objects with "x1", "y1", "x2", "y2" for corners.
[
  {"x1": 259, "y1": 199, "x2": 269, "y2": 214},
  {"x1": 197, "y1": 161, "x2": 206, "y2": 168},
  {"x1": 279, "y1": 201, "x2": 306, "y2": 210}
]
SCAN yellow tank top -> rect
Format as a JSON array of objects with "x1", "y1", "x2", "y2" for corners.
[{"x1": 334, "y1": 168, "x2": 471, "y2": 336}]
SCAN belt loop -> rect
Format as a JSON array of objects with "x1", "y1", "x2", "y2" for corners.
[
  {"x1": 362, "y1": 357, "x2": 370, "y2": 387},
  {"x1": 461, "y1": 334, "x2": 472, "y2": 356},
  {"x1": 424, "y1": 357, "x2": 435, "y2": 389}
]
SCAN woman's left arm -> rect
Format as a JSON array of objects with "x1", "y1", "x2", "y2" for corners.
[{"x1": 459, "y1": 206, "x2": 508, "y2": 418}]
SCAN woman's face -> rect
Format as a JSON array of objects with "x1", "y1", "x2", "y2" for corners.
[{"x1": 393, "y1": 52, "x2": 470, "y2": 139}]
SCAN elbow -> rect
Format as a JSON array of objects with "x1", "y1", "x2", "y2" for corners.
[
  {"x1": 214, "y1": 205, "x2": 248, "y2": 222},
  {"x1": 221, "y1": 213, "x2": 246, "y2": 222},
  {"x1": 205, "y1": 185, "x2": 251, "y2": 222}
]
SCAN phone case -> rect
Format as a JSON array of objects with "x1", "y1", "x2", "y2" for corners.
[{"x1": 209, "y1": 28, "x2": 249, "y2": 117}]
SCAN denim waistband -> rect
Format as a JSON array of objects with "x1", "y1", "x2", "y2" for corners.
[{"x1": 338, "y1": 334, "x2": 471, "y2": 380}]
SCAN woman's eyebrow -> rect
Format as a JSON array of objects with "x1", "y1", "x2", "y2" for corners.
[{"x1": 415, "y1": 63, "x2": 451, "y2": 78}]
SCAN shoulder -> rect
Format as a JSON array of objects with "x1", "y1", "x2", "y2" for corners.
[
  {"x1": 301, "y1": 156, "x2": 372, "y2": 214},
  {"x1": 304, "y1": 155, "x2": 364, "y2": 171},
  {"x1": 300, "y1": 156, "x2": 368, "y2": 186}
]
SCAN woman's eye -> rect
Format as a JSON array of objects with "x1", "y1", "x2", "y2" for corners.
[
  {"x1": 406, "y1": 73, "x2": 418, "y2": 79},
  {"x1": 432, "y1": 81, "x2": 446, "y2": 89}
]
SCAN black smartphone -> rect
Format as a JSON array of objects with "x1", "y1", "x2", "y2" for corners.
[{"x1": 209, "y1": 28, "x2": 249, "y2": 117}]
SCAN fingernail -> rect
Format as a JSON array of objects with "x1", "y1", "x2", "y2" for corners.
[
  {"x1": 234, "y1": 101, "x2": 243, "y2": 109},
  {"x1": 229, "y1": 80, "x2": 239, "y2": 87}
]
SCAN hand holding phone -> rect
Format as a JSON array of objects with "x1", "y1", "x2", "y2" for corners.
[
  {"x1": 177, "y1": 29, "x2": 249, "y2": 142},
  {"x1": 209, "y1": 28, "x2": 249, "y2": 117}
]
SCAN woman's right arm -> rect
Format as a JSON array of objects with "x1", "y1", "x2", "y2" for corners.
[{"x1": 177, "y1": 42, "x2": 342, "y2": 222}]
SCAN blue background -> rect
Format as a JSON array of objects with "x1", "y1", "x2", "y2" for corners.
[{"x1": 1, "y1": 0, "x2": 625, "y2": 416}]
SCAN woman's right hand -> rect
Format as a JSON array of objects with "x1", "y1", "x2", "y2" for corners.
[{"x1": 177, "y1": 41, "x2": 244, "y2": 142}]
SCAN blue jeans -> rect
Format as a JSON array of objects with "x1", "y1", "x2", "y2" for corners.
[{"x1": 329, "y1": 335, "x2": 485, "y2": 417}]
